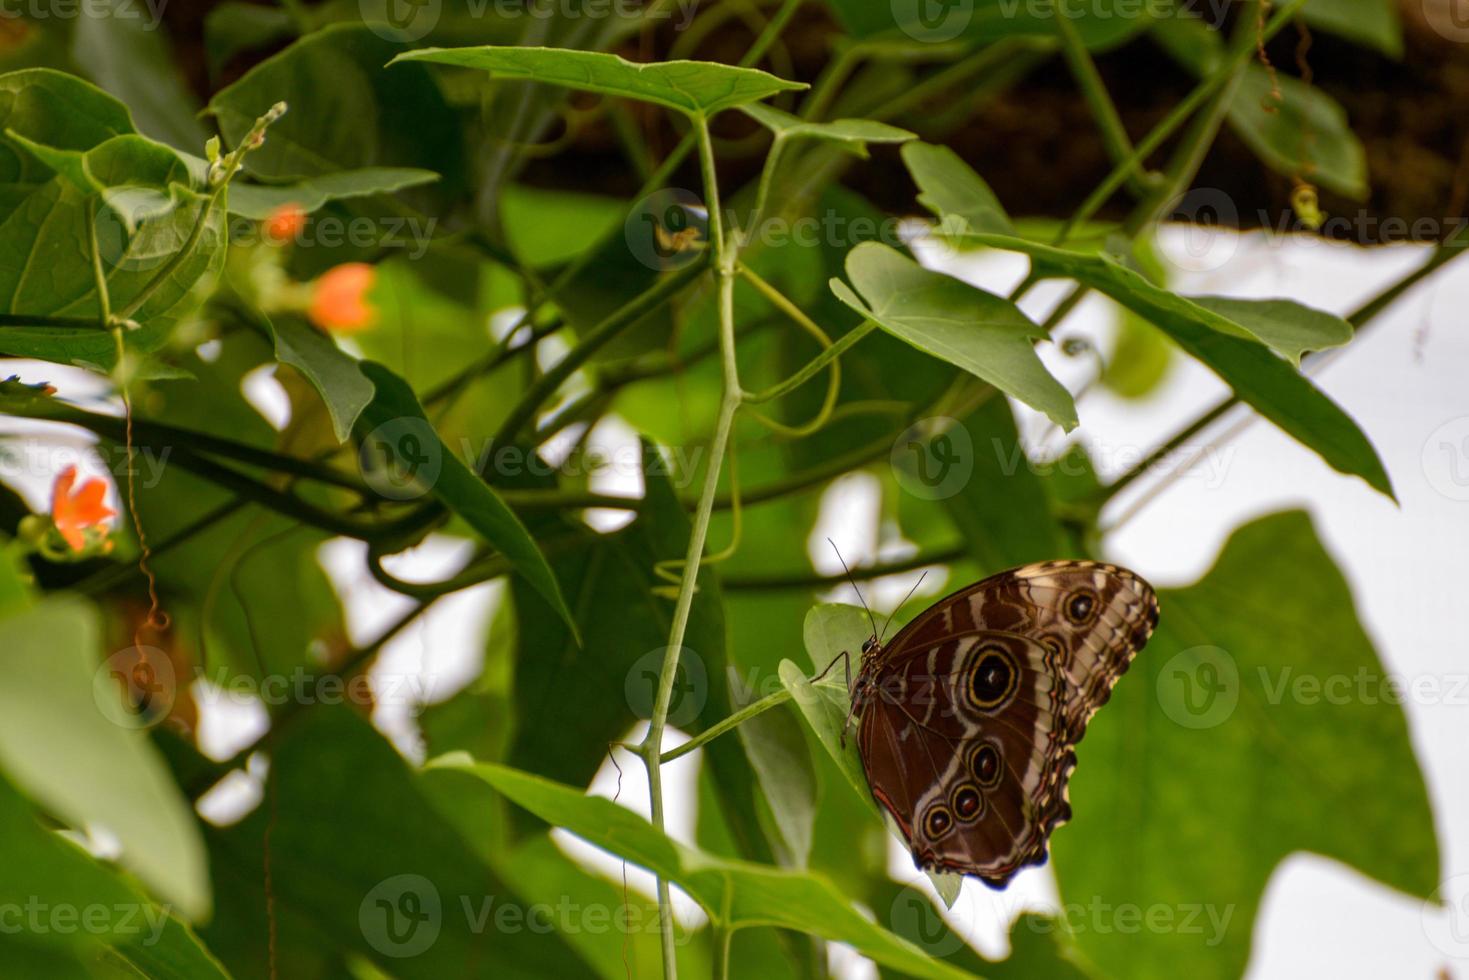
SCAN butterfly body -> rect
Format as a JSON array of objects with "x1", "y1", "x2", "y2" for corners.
[{"x1": 853, "y1": 560, "x2": 1159, "y2": 888}]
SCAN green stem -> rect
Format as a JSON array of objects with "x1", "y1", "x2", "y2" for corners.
[
  {"x1": 722, "y1": 541, "x2": 967, "y2": 590},
  {"x1": 1052, "y1": 0, "x2": 1149, "y2": 195},
  {"x1": 488, "y1": 257, "x2": 709, "y2": 452},
  {"x1": 660, "y1": 689, "x2": 794, "y2": 764},
  {"x1": 640, "y1": 115, "x2": 739, "y2": 980}
]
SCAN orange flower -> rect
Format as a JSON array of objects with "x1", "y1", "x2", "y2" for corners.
[
  {"x1": 262, "y1": 202, "x2": 306, "y2": 244},
  {"x1": 51, "y1": 466, "x2": 116, "y2": 553},
  {"x1": 308, "y1": 263, "x2": 377, "y2": 333}
]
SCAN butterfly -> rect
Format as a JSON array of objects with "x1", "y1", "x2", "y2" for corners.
[{"x1": 847, "y1": 560, "x2": 1159, "y2": 888}]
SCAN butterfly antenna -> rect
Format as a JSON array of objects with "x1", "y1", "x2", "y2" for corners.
[
  {"x1": 828, "y1": 538, "x2": 877, "y2": 639},
  {"x1": 880, "y1": 570, "x2": 929, "y2": 644}
]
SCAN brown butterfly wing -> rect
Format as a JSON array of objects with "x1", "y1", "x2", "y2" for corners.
[{"x1": 856, "y1": 560, "x2": 1159, "y2": 886}]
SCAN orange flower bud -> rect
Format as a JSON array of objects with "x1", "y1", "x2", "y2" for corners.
[
  {"x1": 308, "y1": 263, "x2": 378, "y2": 333},
  {"x1": 263, "y1": 202, "x2": 306, "y2": 245}
]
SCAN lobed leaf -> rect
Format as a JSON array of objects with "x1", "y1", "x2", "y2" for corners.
[{"x1": 390, "y1": 46, "x2": 806, "y2": 117}]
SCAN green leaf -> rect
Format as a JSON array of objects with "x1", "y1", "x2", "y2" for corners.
[
  {"x1": 390, "y1": 46, "x2": 806, "y2": 117},
  {"x1": 830, "y1": 241, "x2": 1078, "y2": 430},
  {"x1": 0, "y1": 774, "x2": 227, "y2": 976},
  {"x1": 1150, "y1": 16, "x2": 1367, "y2": 198},
  {"x1": 740, "y1": 102, "x2": 914, "y2": 157},
  {"x1": 0, "y1": 168, "x2": 225, "y2": 370},
  {"x1": 356, "y1": 361, "x2": 578, "y2": 637},
  {"x1": 203, "y1": 707, "x2": 592, "y2": 979},
  {"x1": 0, "y1": 597, "x2": 210, "y2": 920},
  {"x1": 734, "y1": 674, "x2": 818, "y2": 867},
  {"x1": 262, "y1": 312, "x2": 376, "y2": 441},
  {"x1": 1055, "y1": 511, "x2": 1438, "y2": 980},
  {"x1": 428, "y1": 756, "x2": 980, "y2": 980},
  {"x1": 226, "y1": 166, "x2": 441, "y2": 219},
  {"x1": 70, "y1": 0, "x2": 208, "y2": 152},
  {"x1": 1187, "y1": 295, "x2": 1352, "y2": 366},
  {"x1": 207, "y1": 25, "x2": 464, "y2": 197},
  {"x1": 778, "y1": 659, "x2": 871, "y2": 814},
  {"x1": 956, "y1": 234, "x2": 1394, "y2": 498},
  {"x1": 941, "y1": 394, "x2": 1067, "y2": 571},
  {"x1": 902, "y1": 140, "x2": 1015, "y2": 236},
  {"x1": 1301, "y1": 0, "x2": 1402, "y2": 56},
  {"x1": 1228, "y1": 66, "x2": 1368, "y2": 199},
  {"x1": 0, "y1": 68, "x2": 134, "y2": 156}
]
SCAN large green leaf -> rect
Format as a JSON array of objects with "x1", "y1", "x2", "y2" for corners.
[
  {"x1": 70, "y1": 0, "x2": 208, "y2": 152},
  {"x1": 207, "y1": 24, "x2": 464, "y2": 201},
  {"x1": 1301, "y1": 0, "x2": 1402, "y2": 55},
  {"x1": 202, "y1": 706, "x2": 591, "y2": 979},
  {"x1": 263, "y1": 312, "x2": 376, "y2": 442},
  {"x1": 0, "y1": 129, "x2": 225, "y2": 370},
  {"x1": 1228, "y1": 66, "x2": 1367, "y2": 200},
  {"x1": 1188, "y1": 295, "x2": 1352, "y2": 366},
  {"x1": 427, "y1": 756, "x2": 980, "y2": 980},
  {"x1": 391, "y1": 46, "x2": 806, "y2": 117},
  {"x1": 0, "y1": 68, "x2": 133, "y2": 159},
  {"x1": 1150, "y1": 16, "x2": 1367, "y2": 198},
  {"x1": 0, "y1": 774, "x2": 226, "y2": 976},
  {"x1": 1054, "y1": 511, "x2": 1438, "y2": 979},
  {"x1": 0, "y1": 597, "x2": 210, "y2": 920},
  {"x1": 830, "y1": 241, "x2": 1078, "y2": 430},
  {"x1": 901, "y1": 141, "x2": 1015, "y2": 236},
  {"x1": 226, "y1": 166, "x2": 441, "y2": 220},
  {"x1": 955, "y1": 234, "x2": 1394, "y2": 498},
  {"x1": 356, "y1": 361, "x2": 577, "y2": 636},
  {"x1": 940, "y1": 394, "x2": 1067, "y2": 571}
]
